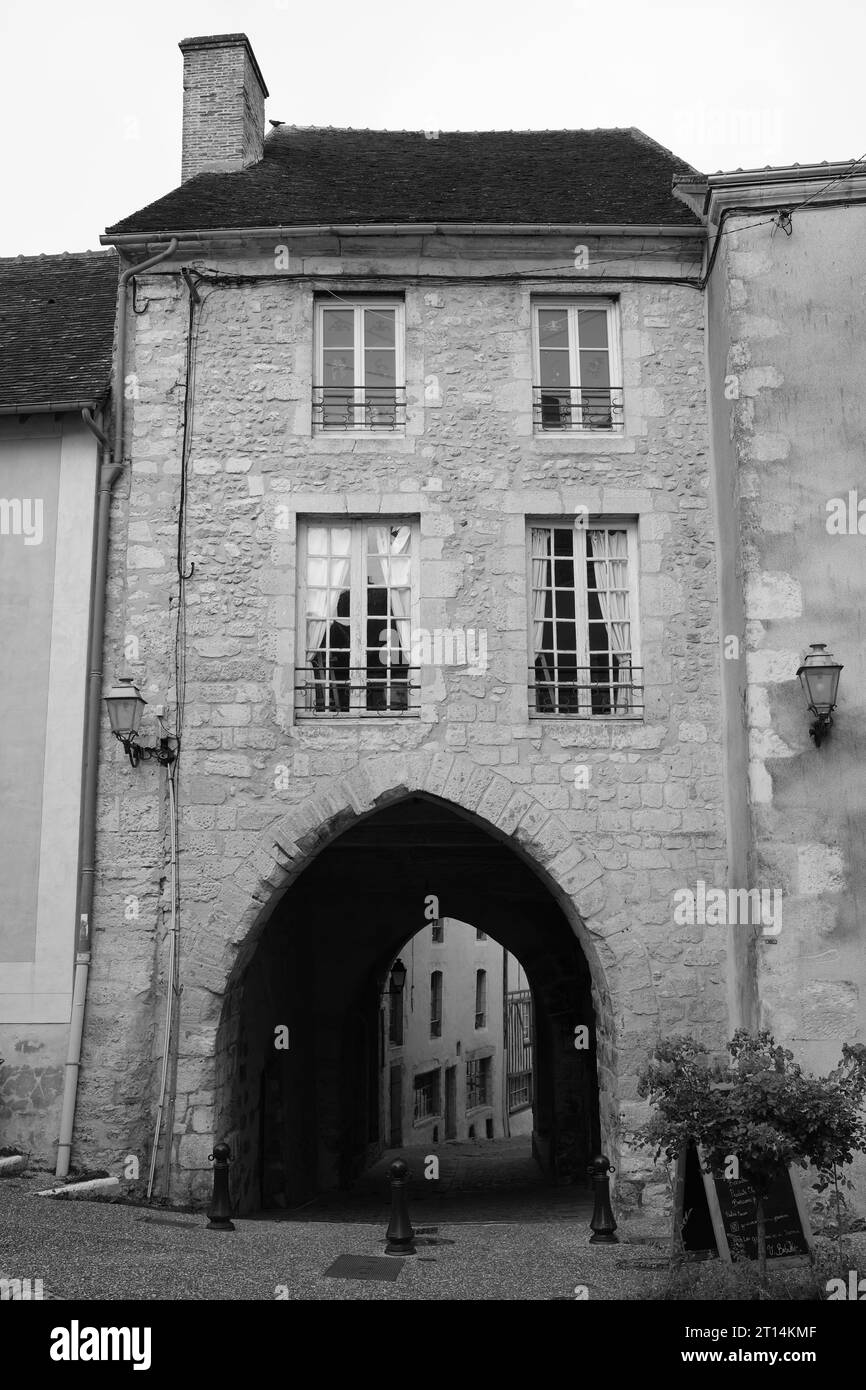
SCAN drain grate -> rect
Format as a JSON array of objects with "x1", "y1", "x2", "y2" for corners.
[{"x1": 324, "y1": 1255, "x2": 404, "y2": 1281}]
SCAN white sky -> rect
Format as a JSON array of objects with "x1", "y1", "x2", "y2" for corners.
[{"x1": 1, "y1": 0, "x2": 863, "y2": 256}]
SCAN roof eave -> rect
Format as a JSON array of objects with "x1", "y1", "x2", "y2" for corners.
[
  {"x1": 100, "y1": 220, "x2": 704, "y2": 250},
  {"x1": 0, "y1": 397, "x2": 106, "y2": 417}
]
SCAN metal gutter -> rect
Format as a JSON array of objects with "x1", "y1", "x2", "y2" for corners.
[
  {"x1": 0, "y1": 399, "x2": 103, "y2": 416},
  {"x1": 101, "y1": 221, "x2": 704, "y2": 249}
]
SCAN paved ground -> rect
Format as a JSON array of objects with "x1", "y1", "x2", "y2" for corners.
[
  {"x1": 2, "y1": 1160, "x2": 861, "y2": 1301},
  {"x1": 0, "y1": 1164, "x2": 662, "y2": 1301},
  {"x1": 267, "y1": 1136, "x2": 594, "y2": 1223}
]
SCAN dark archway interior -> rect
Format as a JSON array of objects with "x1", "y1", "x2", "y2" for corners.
[{"x1": 216, "y1": 796, "x2": 601, "y2": 1213}]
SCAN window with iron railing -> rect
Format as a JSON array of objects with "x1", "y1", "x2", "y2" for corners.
[
  {"x1": 413, "y1": 1067, "x2": 441, "y2": 1122},
  {"x1": 529, "y1": 521, "x2": 642, "y2": 717},
  {"x1": 295, "y1": 520, "x2": 420, "y2": 716},
  {"x1": 532, "y1": 300, "x2": 622, "y2": 431},
  {"x1": 466, "y1": 1056, "x2": 492, "y2": 1110},
  {"x1": 314, "y1": 299, "x2": 405, "y2": 431}
]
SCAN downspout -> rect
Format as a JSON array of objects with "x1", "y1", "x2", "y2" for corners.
[{"x1": 55, "y1": 238, "x2": 179, "y2": 1178}]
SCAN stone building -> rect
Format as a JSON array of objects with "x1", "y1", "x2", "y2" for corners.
[
  {"x1": 0, "y1": 251, "x2": 117, "y2": 1160},
  {"x1": 73, "y1": 30, "x2": 725, "y2": 1216},
  {"x1": 48, "y1": 31, "x2": 863, "y2": 1221}
]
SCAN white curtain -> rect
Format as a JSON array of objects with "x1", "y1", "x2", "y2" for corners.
[
  {"x1": 305, "y1": 528, "x2": 352, "y2": 660},
  {"x1": 374, "y1": 525, "x2": 412, "y2": 659},
  {"x1": 589, "y1": 529, "x2": 631, "y2": 711},
  {"x1": 530, "y1": 528, "x2": 552, "y2": 703}
]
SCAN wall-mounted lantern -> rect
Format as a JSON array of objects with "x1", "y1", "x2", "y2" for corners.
[
  {"x1": 389, "y1": 958, "x2": 407, "y2": 994},
  {"x1": 796, "y1": 644, "x2": 843, "y2": 747},
  {"x1": 104, "y1": 676, "x2": 177, "y2": 767}
]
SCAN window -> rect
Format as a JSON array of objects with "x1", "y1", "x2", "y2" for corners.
[
  {"x1": 295, "y1": 520, "x2": 419, "y2": 716},
  {"x1": 466, "y1": 1056, "x2": 492, "y2": 1110},
  {"x1": 532, "y1": 301, "x2": 622, "y2": 431},
  {"x1": 431, "y1": 919, "x2": 444, "y2": 943},
  {"x1": 476, "y1": 929, "x2": 487, "y2": 941},
  {"x1": 430, "y1": 971, "x2": 443, "y2": 1038},
  {"x1": 313, "y1": 299, "x2": 405, "y2": 431},
  {"x1": 529, "y1": 522, "x2": 642, "y2": 717},
  {"x1": 474, "y1": 970, "x2": 487, "y2": 1030},
  {"x1": 414, "y1": 1068, "x2": 441, "y2": 1122}
]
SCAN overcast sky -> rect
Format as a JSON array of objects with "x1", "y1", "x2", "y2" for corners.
[{"x1": 1, "y1": 0, "x2": 863, "y2": 256}]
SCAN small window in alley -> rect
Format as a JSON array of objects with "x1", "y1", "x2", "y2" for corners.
[
  {"x1": 430, "y1": 970, "x2": 443, "y2": 1038},
  {"x1": 532, "y1": 300, "x2": 622, "y2": 431},
  {"x1": 528, "y1": 521, "x2": 642, "y2": 717},
  {"x1": 475, "y1": 970, "x2": 487, "y2": 1029},
  {"x1": 295, "y1": 518, "x2": 420, "y2": 716},
  {"x1": 313, "y1": 299, "x2": 405, "y2": 431},
  {"x1": 466, "y1": 1056, "x2": 492, "y2": 1110},
  {"x1": 413, "y1": 1067, "x2": 441, "y2": 1122}
]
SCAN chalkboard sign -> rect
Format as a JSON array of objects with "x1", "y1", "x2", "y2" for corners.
[{"x1": 673, "y1": 1144, "x2": 814, "y2": 1265}]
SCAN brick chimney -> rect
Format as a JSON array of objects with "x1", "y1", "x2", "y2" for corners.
[{"x1": 179, "y1": 33, "x2": 269, "y2": 183}]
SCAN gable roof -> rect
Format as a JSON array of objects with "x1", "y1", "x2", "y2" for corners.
[
  {"x1": 106, "y1": 127, "x2": 703, "y2": 236},
  {"x1": 0, "y1": 251, "x2": 118, "y2": 413}
]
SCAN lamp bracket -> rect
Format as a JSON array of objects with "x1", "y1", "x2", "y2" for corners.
[{"x1": 115, "y1": 732, "x2": 178, "y2": 768}]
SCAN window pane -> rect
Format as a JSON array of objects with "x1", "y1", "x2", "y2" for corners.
[
  {"x1": 579, "y1": 350, "x2": 610, "y2": 388},
  {"x1": 539, "y1": 351, "x2": 570, "y2": 388},
  {"x1": 386, "y1": 557, "x2": 411, "y2": 587},
  {"x1": 322, "y1": 309, "x2": 354, "y2": 347},
  {"x1": 538, "y1": 309, "x2": 569, "y2": 347},
  {"x1": 577, "y1": 309, "x2": 609, "y2": 352},
  {"x1": 364, "y1": 349, "x2": 396, "y2": 388},
  {"x1": 323, "y1": 351, "x2": 354, "y2": 386},
  {"x1": 553, "y1": 528, "x2": 573, "y2": 556},
  {"x1": 364, "y1": 309, "x2": 395, "y2": 348},
  {"x1": 307, "y1": 527, "x2": 328, "y2": 556},
  {"x1": 307, "y1": 558, "x2": 328, "y2": 588}
]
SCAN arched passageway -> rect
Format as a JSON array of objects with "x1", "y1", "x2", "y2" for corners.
[{"x1": 215, "y1": 795, "x2": 605, "y2": 1214}]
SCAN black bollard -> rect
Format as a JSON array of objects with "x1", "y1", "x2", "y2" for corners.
[
  {"x1": 207, "y1": 1142, "x2": 236, "y2": 1231},
  {"x1": 384, "y1": 1159, "x2": 416, "y2": 1256},
  {"x1": 587, "y1": 1153, "x2": 618, "y2": 1244}
]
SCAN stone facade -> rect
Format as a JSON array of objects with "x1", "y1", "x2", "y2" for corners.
[{"x1": 73, "y1": 225, "x2": 735, "y2": 1217}]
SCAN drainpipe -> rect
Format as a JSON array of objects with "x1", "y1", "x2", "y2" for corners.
[{"x1": 55, "y1": 238, "x2": 179, "y2": 1179}]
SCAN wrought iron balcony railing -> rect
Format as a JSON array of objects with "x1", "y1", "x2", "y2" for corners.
[
  {"x1": 532, "y1": 385, "x2": 624, "y2": 431},
  {"x1": 312, "y1": 386, "x2": 406, "y2": 431},
  {"x1": 529, "y1": 663, "x2": 644, "y2": 717},
  {"x1": 295, "y1": 664, "x2": 421, "y2": 716}
]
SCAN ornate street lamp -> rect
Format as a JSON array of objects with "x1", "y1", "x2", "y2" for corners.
[
  {"x1": 796, "y1": 644, "x2": 843, "y2": 747},
  {"x1": 389, "y1": 958, "x2": 407, "y2": 994},
  {"x1": 104, "y1": 676, "x2": 177, "y2": 767}
]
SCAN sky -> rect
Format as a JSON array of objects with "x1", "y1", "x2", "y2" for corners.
[{"x1": 1, "y1": 0, "x2": 864, "y2": 256}]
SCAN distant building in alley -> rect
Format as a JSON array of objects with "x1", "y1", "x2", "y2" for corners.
[{"x1": 383, "y1": 916, "x2": 533, "y2": 1148}]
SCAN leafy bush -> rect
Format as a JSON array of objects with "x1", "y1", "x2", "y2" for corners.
[{"x1": 638, "y1": 1030, "x2": 866, "y2": 1279}]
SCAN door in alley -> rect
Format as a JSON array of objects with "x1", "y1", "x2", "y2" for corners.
[{"x1": 389, "y1": 1064, "x2": 402, "y2": 1146}]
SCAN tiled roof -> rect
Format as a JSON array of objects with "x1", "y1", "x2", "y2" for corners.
[
  {"x1": 0, "y1": 251, "x2": 118, "y2": 412},
  {"x1": 107, "y1": 127, "x2": 703, "y2": 235}
]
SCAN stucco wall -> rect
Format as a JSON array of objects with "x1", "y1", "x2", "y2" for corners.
[
  {"x1": 0, "y1": 415, "x2": 98, "y2": 1158},
  {"x1": 77, "y1": 231, "x2": 731, "y2": 1213},
  {"x1": 708, "y1": 203, "x2": 866, "y2": 1202}
]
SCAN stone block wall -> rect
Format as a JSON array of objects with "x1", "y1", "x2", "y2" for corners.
[{"x1": 76, "y1": 231, "x2": 731, "y2": 1214}]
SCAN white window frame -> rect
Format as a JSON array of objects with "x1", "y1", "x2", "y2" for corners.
[
  {"x1": 314, "y1": 298, "x2": 406, "y2": 433},
  {"x1": 526, "y1": 517, "x2": 642, "y2": 718},
  {"x1": 532, "y1": 298, "x2": 622, "y2": 432},
  {"x1": 295, "y1": 517, "x2": 421, "y2": 717}
]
